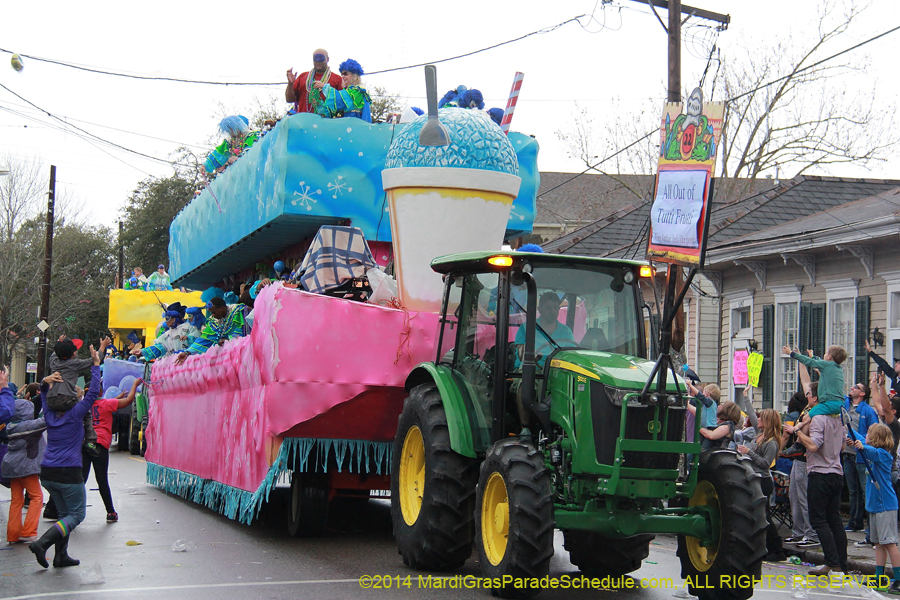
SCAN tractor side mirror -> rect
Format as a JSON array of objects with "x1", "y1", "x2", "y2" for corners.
[{"x1": 510, "y1": 268, "x2": 526, "y2": 287}]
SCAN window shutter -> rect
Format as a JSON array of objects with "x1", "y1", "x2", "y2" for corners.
[
  {"x1": 798, "y1": 303, "x2": 811, "y2": 353},
  {"x1": 856, "y1": 296, "x2": 870, "y2": 386},
  {"x1": 798, "y1": 303, "x2": 811, "y2": 389},
  {"x1": 762, "y1": 304, "x2": 774, "y2": 409},
  {"x1": 810, "y1": 303, "x2": 827, "y2": 382}
]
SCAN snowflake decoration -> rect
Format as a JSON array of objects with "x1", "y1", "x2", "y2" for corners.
[
  {"x1": 509, "y1": 206, "x2": 526, "y2": 221},
  {"x1": 327, "y1": 175, "x2": 352, "y2": 199},
  {"x1": 291, "y1": 181, "x2": 322, "y2": 211}
]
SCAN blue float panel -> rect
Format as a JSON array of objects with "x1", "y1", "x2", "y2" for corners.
[{"x1": 169, "y1": 114, "x2": 538, "y2": 287}]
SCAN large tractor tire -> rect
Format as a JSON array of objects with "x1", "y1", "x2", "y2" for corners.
[
  {"x1": 287, "y1": 471, "x2": 329, "y2": 537},
  {"x1": 117, "y1": 415, "x2": 131, "y2": 452},
  {"x1": 129, "y1": 416, "x2": 141, "y2": 455},
  {"x1": 563, "y1": 531, "x2": 654, "y2": 577},
  {"x1": 676, "y1": 451, "x2": 767, "y2": 600},
  {"x1": 475, "y1": 439, "x2": 554, "y2": 599},
  {"x1": 391, "y1": 384, "x2": 479, "y2": 571}
]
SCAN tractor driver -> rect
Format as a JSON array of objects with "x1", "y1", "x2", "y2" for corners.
[
  {"x1": 511, "y1": 291, "x2": 576, "y2": 437},
  {"x1": 514, "y1": 292, "x2": 576, "y2": 371}
]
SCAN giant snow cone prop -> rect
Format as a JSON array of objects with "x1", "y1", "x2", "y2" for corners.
[{"x1": 382, "y1": 65, "x2": 521, "y2": 313}]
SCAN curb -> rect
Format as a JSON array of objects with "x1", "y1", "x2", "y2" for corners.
[{"x1": 792, "y1": 548, "x2": 891, "y2": 577}]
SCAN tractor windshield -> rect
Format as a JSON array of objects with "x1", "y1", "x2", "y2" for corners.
[
  {"x1": 517, "y1": 262, "x2": 643, "y2": 363},
  {"x1": 435, "y1": 261, "x2": 643, "y2": 451}
]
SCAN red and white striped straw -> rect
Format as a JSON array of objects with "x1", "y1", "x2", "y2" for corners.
[{"x1": 500, "y1": 72, "x2": 524, "y2": 136}]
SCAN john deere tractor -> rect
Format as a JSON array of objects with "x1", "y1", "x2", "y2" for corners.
[{"x1": 391, "y1": 251, "x2": 767, "y2": 599}]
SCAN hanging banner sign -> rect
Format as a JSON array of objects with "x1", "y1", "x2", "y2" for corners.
[
  {"x1": 747, "y1": 352, "x2": 764, "y2": 388},
  {"x1": 647, "y1": 87, "x2": 724, "y2": 267},
  {"x1": 732, "y1": 349, "x2": 749, "y2": 386}
]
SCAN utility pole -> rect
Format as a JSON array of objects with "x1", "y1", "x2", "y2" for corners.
[
  {"x1": 118, "y1": 220, "x2": 125, "y2": 289},
  {"x1": 667, "y1": 0, "x2": 682, "y2": 103},
  {"x1": 626, "y1": 0, "x2": 730, "y2": 389},
  {"x1": 35, "y1": 165, "x2": 56, "y2": 379}
]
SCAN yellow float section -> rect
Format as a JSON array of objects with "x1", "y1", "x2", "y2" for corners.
[{"x1": 108, "y1": 289, "x2": 204, "y2": 347}]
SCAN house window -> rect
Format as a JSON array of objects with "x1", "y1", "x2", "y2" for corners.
[
  {"x1": 779, "y1": 303, "x2": 798, "y2": 406},
  {"x1": 733, "y1": 307, "x2": 751, "y2": 337},
  {"x1": 830, "y1": 298, "x2": 855, "y2": 393}
]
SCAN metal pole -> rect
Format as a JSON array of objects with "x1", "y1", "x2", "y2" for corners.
[
  {"x1": 118, "y1": 220, "x2": 125, "y2": 289},
  {"x1": 668, "y1": 0, "x2": 682, "y2": 103},
  {"x1": 35, "y1": 165, "x2": 56, "y2": 379}
]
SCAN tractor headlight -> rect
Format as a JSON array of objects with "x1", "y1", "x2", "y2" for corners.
[{"x1": 603, "y1": 385, "x2": 642, "y2": 407}]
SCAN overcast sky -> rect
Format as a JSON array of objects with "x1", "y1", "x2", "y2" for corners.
[{"x1": 1, "y1": 0, "x2": 897, "y2": 228}]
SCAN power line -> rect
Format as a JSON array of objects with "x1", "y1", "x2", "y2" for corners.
[
  {"x1": 0, "y1": 81, "x2": 174, "y2": 167},
  {"x1": 537, "y1": 128, "x2": 657, "y2": 199},
  {"x1": 0, "y1": 15, "x2": 589, "y2": 86},
  {"x1": 0, "y1": 98, "x2": 204, "y2": 149},
  {"x1": 727, "y1": 23, "x2": 900, "y2": 104}
]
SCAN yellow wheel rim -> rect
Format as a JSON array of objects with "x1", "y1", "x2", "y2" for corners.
[
  {"x1": 685, "y1": 480, "x2": 720, "y2": 572},
  {"x1": 399, "y1": 425, "x2": 426, "y2": 526},
  {"x1": 481, "y1": 471, "x2": 509, "y2": 566}
]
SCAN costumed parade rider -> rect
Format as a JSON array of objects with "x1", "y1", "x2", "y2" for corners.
[
  {"x1": 146, "y1": 265, "x2": 172, "y2": 291},
  {"x1": 174, "y1": 297, "x2": 246, "y2": 364},
  {"x1": 318, "y1": 59, "x2": 372, "y2": 122},
  {"x1": 203, "y1": 116, "x2": 260, "y2": 176},
  {"x1": 137, "y1": 303, "x2": 200, "y2": 361},
  {"x1": 285, "y1": 48, "x2": 343, "y2": 115}
]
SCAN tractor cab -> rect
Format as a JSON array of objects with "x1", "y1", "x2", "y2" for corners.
[{"x1": 425, "y1": 250, "x2": 671, "y2": 449}]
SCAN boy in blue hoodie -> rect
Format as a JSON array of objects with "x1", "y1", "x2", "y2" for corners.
[{"x1": 853, "y1": 423, "x2": 900, "y2": 594}]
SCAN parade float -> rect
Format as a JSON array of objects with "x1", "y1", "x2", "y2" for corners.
[
  {"x1": 106, "y1": 289, "x2": 204, "y2": 454},
  {"x1": 143, "y1": 73, "x2": 540, "y2": 534}
]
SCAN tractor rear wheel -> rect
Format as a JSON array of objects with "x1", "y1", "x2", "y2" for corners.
[
  {"x1": 117, "y1": 415, "x2": 131, "y2": 452},
  {"x1": 676, "y1": 451, "x2": 767, "y2": 600},
  {"x1": 391, "y1": 384, "x2": 479, "y2": 570},
  {"x1": 563, "y1": 531, "x2": 654, "y2": 577},
  {"x1": 475, "y1": 439, "x2": 554, "y2": 599},
  {"x1": 287, "y1": 471, "x2": 329, "y2": 537},
  {"x1": 129, "y1": 416, "x2": 141, "y2": 455}
]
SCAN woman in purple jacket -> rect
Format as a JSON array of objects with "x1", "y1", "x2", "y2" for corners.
[{"x1": 29, "y1": 339, "x2": 108, "y2": 568}]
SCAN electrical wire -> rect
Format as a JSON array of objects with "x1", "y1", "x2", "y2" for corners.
[
  {"x1": 726, "y1": 23, "x2": 900, "y2": 104},
  {"x1": 0, "y1": 81, "x2": 174, "y2": 167},
  {"x1": 0, "y1": 15, "x2": 590, "y2": 85},
  {"x1": 0, "y1": 97, "x2": 204, "y2": 149}
]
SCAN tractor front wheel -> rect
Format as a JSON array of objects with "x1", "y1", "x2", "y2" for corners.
[
  {"x1": 475, "y1": 439, "x2": 554, "y2": 599},
  {"x1": 676, "y1": 451, "x2": 767, "y2": 600},
  {"x1": 391, "y1": 384, "x2": 479, "y2": 570}
]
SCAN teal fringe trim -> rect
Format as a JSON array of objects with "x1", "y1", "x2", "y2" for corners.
[{"x1": 146, "y1": 437, "x2": 392, "y2": 525}]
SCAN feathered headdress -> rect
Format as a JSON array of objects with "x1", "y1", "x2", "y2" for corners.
[
  {"x1": 487, "y1": 107, "x2": 504, "y2": 126},
  {"x1": 459, "y1": 89, "x2": 485, "y2": 110},
  {"x1": 439, "y1": 85, "x2": 468, "y2": 109},
  {"x1": 218, "y1": 115, "x2": 250, "y2": 137},
  {"x1": 339, "y1": 59, "x2": 364, "y2": 76}
]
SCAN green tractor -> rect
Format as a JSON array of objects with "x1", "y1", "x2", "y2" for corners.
[{"x1": 391, "y1": 251, "x2": 768, "y2": 599}]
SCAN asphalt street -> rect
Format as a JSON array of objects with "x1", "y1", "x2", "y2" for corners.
[{"x1": 0, "y1": 448, "x2": 885, "y2": 600}]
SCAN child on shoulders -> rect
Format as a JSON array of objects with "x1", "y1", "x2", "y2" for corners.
[
  {"x1": 784, "y1": 345, "x2": 847, "y2": 417},
  {"x1": 699, "y1": 401, "x2": 742, "y2": 451},
  {"x1": 686, "y1": 382, "x2": 719, "y2": 440}
]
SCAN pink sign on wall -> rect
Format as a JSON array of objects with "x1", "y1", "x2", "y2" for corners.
[{"x1": 733, "y1": 349, "x2": 749, "y2": 385}]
